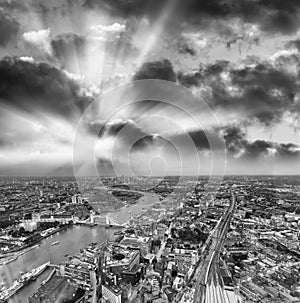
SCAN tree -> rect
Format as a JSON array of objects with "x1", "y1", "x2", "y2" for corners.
[
  {"x1": 171, "y1": 269, "x2": 178, "y2": 278},
  {"x1": 152, "y1": 239, "x2": 161, "y2": 247}
]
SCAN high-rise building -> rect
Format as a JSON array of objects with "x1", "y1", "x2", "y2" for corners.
[
  {"x1": 72, "y1": 195, "x2": 77, "y2": 204},
  {"x1": 59, "y1": 260, "x2": 97, "y2": 291},
  {"x1": 101, "y1": 284, "x2": 122, "y2": 303}
]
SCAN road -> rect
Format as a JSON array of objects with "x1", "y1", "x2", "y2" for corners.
[
  {"x1": 157, "y1": 222, "x2": 173, "y2": 261},
  {"x1": 192, "y1": 191, "x2": 236, "y2": 303}
]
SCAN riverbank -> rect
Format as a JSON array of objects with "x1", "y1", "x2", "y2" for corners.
[
  {"x1": 1, "y1": 225, "x2": 116, "y2": 303},
  {"x1": 105, "y1": 191, "x2": 159, "y2": 224},
  {"x1": 28, "y1": 268, "x2": 56, "y2": 302},
  {"x1": 0, "y1": 224, "x2": 72, "y2": 260},
  {"x1": 28, "y1": 271, "x2": 78, "y2": 303},
  {"x1": 1, "y1": 192, "x2": 159, "y2": 302},
  {"x1": 0, "y1": 262, "x2": 50, "y2": 301}
]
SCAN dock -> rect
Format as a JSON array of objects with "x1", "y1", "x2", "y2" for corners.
[
  {"x1": 28, "y1": 273, "x2": 78, "y2": 303},
  {"x1": 0, "y1": 262, "x2": 50, "y2": 301}
]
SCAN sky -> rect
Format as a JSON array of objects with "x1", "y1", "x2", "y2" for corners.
[{"x1": 0, "y1": 0, "x2": 300, "y2": 176}]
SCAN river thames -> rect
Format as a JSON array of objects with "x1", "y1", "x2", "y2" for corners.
[{"x1": 3, "y1": 191, "x2": 159, "y2": 303}]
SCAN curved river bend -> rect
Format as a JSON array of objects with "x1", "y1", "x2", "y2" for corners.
[{"x1": 2, "y1": 191, "x2": 159, "y2": 303}]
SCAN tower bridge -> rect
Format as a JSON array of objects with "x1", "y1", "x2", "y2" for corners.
[{"x1": 75, "y1": 213, "x2": 127, "y2": 228}]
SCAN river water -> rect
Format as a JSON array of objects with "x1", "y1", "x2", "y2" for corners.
[
  {"x1": 2, "y1": 191, "x2": 159, "y2": 303},
  {"x1": 105, "y1": 192, "x2": 159, "y2": 224}
]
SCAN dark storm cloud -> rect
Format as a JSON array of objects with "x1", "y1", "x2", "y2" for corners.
[
  {"x1": 230, "y1": 63, "x2": 296, "y2": 92},
  {"x1": 177, "y1": 71, "x2": 201, "y2": 87},
  {"x1": 107, "y1": 120, "x2": 145, "y2": 137},
  {"x1": 223, "y1": 125, "x2": 300, "y2": 159},
  {"x1": 178, "y1": 60, "x2": 230, "y2": 87},
  {"x1": 150, "y1": 124, "x2": 300, "y2": 160},
  {"x1": 2, "y1": 0, "x2": 77, "y2": 20},
  {"x1": 170, "y1": 129, "x2": 217, "y2": 151},
  {"x1": 222, "y1": 126, "x2": 248, "y2": 155},
  {"x1": 185, "y1": 129, "x2": 209, "y2": 149},
  {"x1": 83, "y1": 0, "x2": 300, "y2": 34},
  {"x1": 0, "y1": 9, "x2": 20, "y2": 46},
  {"x1": 89, "y1": 119, "x2": 300, "y2": 160},
  {"x1": 133, "y1": 59, "x2": 176, "y2": 82},
  {"x1": 178, "y1": 43, "x2": 196, "y2": 57},
  {"x1": 276, "y1": 143, "x2": 300, "y2": 158},
  {"x1": 83, "y1": 0, "x2": 167, "y2": 18},
  {"x1": 0, "y1": 57, "x2": 92, "y2": 117},
  {"x1": 0, "y1": 0, "x2": 26, "y2": 11},
  {"x1": 194, "y1": 0, "x2": 300, "y2": 35},
  {"x1": 223, "y1": 125, "x2": 273, "y2": 158},
  {"x1": 190, "y1": 0, "x2": 300, "y2": 34},
  {"x1": 286, "y1": 39, "x2": 300, "y2": 51},
  {"x1": 134, "y1": 56, "x2": 299, "y2": 127},
  {"x1": 88, "y1": 120, "x2": 147, "y2": 137},
  {"x1": 88, "y1": 119, "x2": 158, "y2": 151},
  {"x1": 107, "y1": 120, "x2": 158, "y2": 151},
  {"x1": 179, "y1": 59, "x2": 299, "y2": 126},
  {"x1": 131, "y1": 135, "x2": 158, "y2": 151},
  {"x1": 229, "y1": 63, "x2": 297, "y2": 124},
  {"x1": 81, "y1": 0, "x2": 229, "y2": 19},
  {"x1": 176, "y1": 37, "x2": 196, "y2": 57}
]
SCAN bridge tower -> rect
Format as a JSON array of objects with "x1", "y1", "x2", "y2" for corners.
[{"x1": 90, "y1": 211, "x2": 94, "y2": 224}]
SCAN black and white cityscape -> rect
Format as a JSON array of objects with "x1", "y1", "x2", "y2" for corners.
[{"x1": 1, "y1": 1, "x2": 300, "y2": 303}]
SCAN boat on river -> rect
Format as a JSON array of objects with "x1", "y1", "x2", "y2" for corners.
[
  {"x1": 3, "y1": 255, "x2": 18, "y2": 265},
  {"x1": 0, "y1": 262, "x2": 50, "y2": 301}
]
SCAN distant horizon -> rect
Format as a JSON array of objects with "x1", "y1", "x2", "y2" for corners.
[{"x1": 1, "y1": 174, "x2": 300, "y2": 178}]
